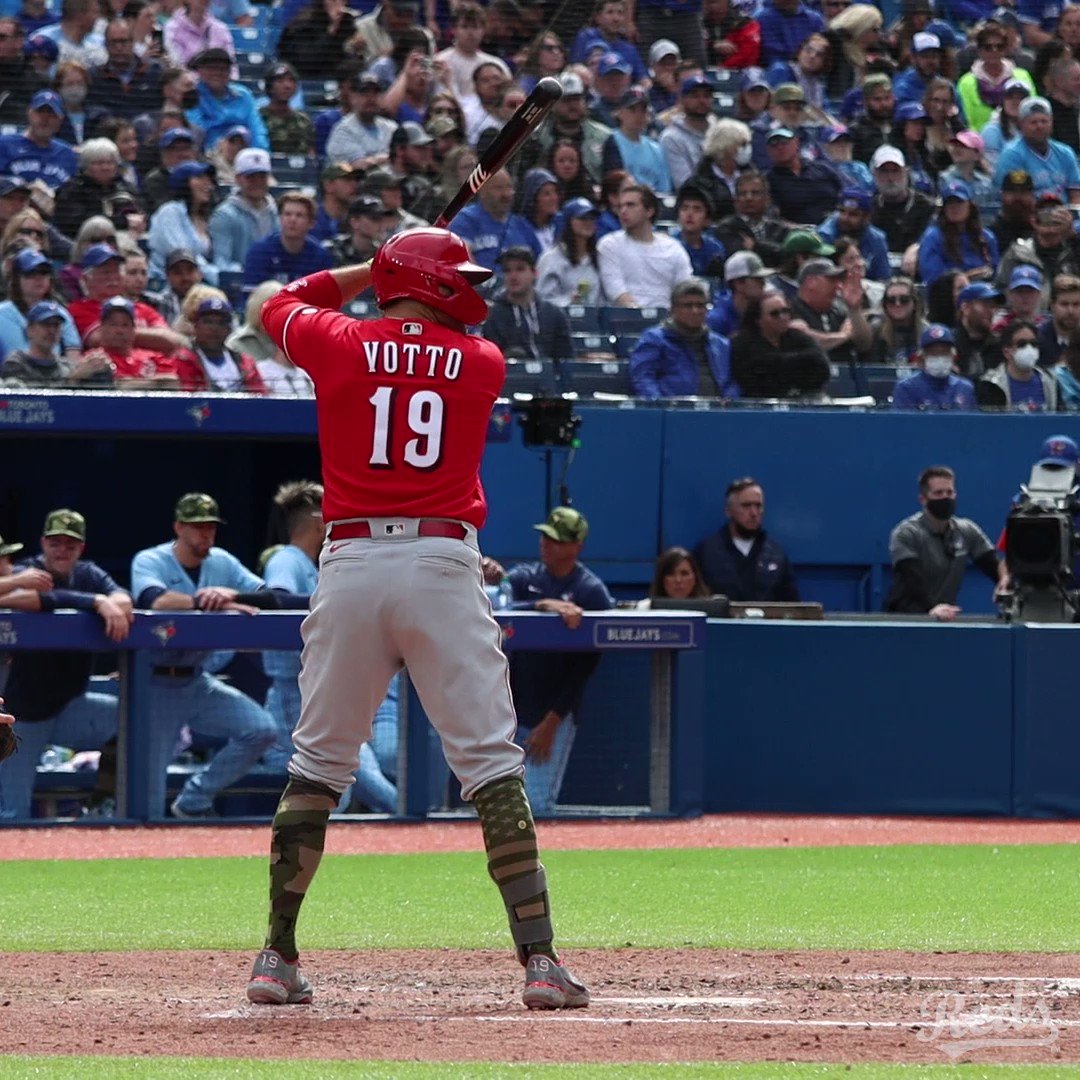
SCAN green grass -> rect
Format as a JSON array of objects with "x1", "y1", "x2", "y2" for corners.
[
  {"x1": 1, "y1": 1063, "x2": 1079, "y2": 1080},
  {"x1": 2, "y1": 844, "x2": 1080, "y2": 953}
]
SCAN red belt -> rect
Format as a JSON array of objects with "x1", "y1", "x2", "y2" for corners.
[{"x1": 329, "y1": 519, "x2": 468, "y2": 541}]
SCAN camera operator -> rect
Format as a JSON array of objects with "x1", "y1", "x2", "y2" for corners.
[{"x1": 885, "y1": 465, "x2": 1008, "y2": 621}]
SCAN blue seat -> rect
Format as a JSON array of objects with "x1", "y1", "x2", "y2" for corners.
[
  {"x1": 707, "y1": 67, "x2": 739, "y2": 92},
  {"x1": 231, "y1": 24, "x2": 271, "y2": 51},
  {"x1": 566, "y1": 304, "x2": 602, "y2": 332},
  {"x1": 500, "y1": 358, "x2": 558, "y2": 397},
  {"x1": 270, "y1": 153, "x2": 319, "y2": 186},
  {"x1": 301, "y1": 79, "x2": 339, "y2": 107},
  {"x1": 656, "y1": 194, "x2": 677, "y2": 222},
  {"x1": 236, "y1": 50, "x2": 268, "y2": 80},
  {"x1": 571, "y1": 331, "x2": 617, "y2": 356},
  {"x1": 713, "y1": 93, "x2": 737, "y2": 117},
  {"x1": 601, "y1": 306, "x2": 668, "y2": 336},
  {"x1": 559, "y1": 359, "x2": 632, "y2": 397},
  {"x1": 218, "y1": 270, "x2": 245, "y2": 308}
]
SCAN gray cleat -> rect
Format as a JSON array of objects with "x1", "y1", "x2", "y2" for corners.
[
  {"x1": 521, "y1": 954, "x2": 590, "y2": 1010},
  {"x1": 246, "y1": 948, "x2": 314, "y2": 1005}
]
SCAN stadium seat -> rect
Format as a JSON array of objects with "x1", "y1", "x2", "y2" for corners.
[
  {"x1": 218, "y1": 270, "x2": 245, "y2": 309},
  {"x1": 865, "y1": 364, "x2": 914, "y2": 404},
  {"x1": 236, "y1": 51, "x2": 268, "y2": 81},
  {"x1": 231, "y1": 25, "x2": 272, "y2": 51},
  {"x1": 500, "y1": 358, "x2": 558, "y2": 396},
  {"x1": 270, "y1": 153, "x2": 319, "y2": 186},
  {"x1": 601, "y1": 306, "x2": 667, "y2": 336},
  {"x1": 656, "y1": 195, "x2": 677, "y2": 222},
  {"x1": 571, "y1": 332, "x2": 617, "y2": 356},
  {"x1": 713, "y1": 93, "x2": 736, "y2": 117},
  {"x1": 707, "y1": 68, "x2": 739, "y2": 92},
  {"x1": 566, "y1": 304, "x2": 602, "y2": 332},
  {"x1": 300, "y1": 79, "x2": 339, "y2": 108},
  {"x1": 559, "y1": 359, "x2": 632, "y2": 397},
  {"x1": 344, "y1": 298, "x2": 376, "y2": 318}
]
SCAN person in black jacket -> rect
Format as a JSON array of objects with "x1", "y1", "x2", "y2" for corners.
[
  {"x1": 481, "y1": 245, "x2": 575, "y2": 360},
  {"x1": 52, "y1": 136, "x2": 144, "y2": 241},
  {"x1": 277, "y1": 0, "x2": 357, "y2": 79},
  {"x1": 730, "y1": 289, "x2": 830, "y2": 398},
  {"x1": 693, "y1": 478, "x2": 800, "y2": 602}
]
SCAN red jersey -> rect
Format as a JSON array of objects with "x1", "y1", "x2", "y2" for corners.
[
  {"x1": 69, "y1": 298, "x2": 167, "y2": 342},
  {"x1": 263, "y1": 270, "x2": 504, "y2": 529},
  {"x1": 103, "y1": 345, "x2": 176, "y2": 380}
]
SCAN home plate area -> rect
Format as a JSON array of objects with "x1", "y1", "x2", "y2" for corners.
[{"x1": 5, "y1": 948, "x2": 1080, "y2": 1065}]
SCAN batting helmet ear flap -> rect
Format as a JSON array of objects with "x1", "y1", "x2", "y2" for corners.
[{"x1": 372, "y1": 228, "x2": 492, "y2": 325}]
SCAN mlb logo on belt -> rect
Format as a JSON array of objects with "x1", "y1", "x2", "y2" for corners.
[{"x1": 385, "y1": 522, "x2": 406, "y2": 535}]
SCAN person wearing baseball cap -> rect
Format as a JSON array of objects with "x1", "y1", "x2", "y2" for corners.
[
  {"x1": 207, "y1": 147, "x2": 278, "y2": 273},
  {"x1": 172, "y1": 294, "x2": 267, "y2": 393},
  {"x1": 817, "y1": 186, "x2": 891, "y2": 281},
  {"x1": 185, "y1": 44, "x2": 270, "y2": 155},
  {"x1": 939, "y1": 130, "x2": 994, "y2": 215},
  {"x1": 764, "y1": 122, "x2": 842, "y2": 226},
  {"x1": 989, "y1": 169, "x2": 1036, "y2": 251},
  {"x1": 661, "y1": 74, "x2": 716, "y2": 188},
  {"x1": 773, "y1": 230, "x2": 834, "y2": 297},
  {"x1": 995, "y1": 264, "x2": 1047, "y2": 331},
  {"x1": 792, "y1": 255, "x2": 872, "y2": 369},
  {"x1": 707, "y1": 250, "x2": 774, "y2": 337},
  {"x1": 993, "y1": 94, "x2": 1080, "y2": 202},
  {"x1": 0, "y1": 507, "x2": 134, "y2": 821},
  {"x1": 329, "y1": 194, "x2": 397, "y2": 265},
  {"x1": 646, "y1": 39, "x2": 681, "y2": 113},
  {"x1": 867, "y1": 143, "x2": 936, "y2": 255},
  {"x1": 590, "y1": 52, "x2": 635, "y2": 127},
  {"x1": 892, "y1": 32, "x2": 942, "y2": 107},
  {"x1": 818, "y1": 125, "x2": 874, "y2": 194},
  {"x1": 85, "y1": 293, "x2": 179, "y2": 388},
  {"x1": 891, "y1": 323, "x2": 976, "y2": 411},
  {"x1": 917, "y1": 179, "x2": 1000, "y2": 287},
  {"x1": 260, "y1": 61, "x2": 313, "y2": 157},
  {"x1": 628, "y1": 277, "x2": 739, "y2": 399},
  {"x1": 310, "y1": 161, "x2": 361, "y2": 243},
  {"x1": 325, "y1": 70, "x2": 396, "y2": 172},
  {"x1": 480, "y1": 504, "x2": 613, "y2": 814},
  {"x1": 0, "y1": 300, "x2": 104, "y2": 388},
  {"x1": 951, "y1": 281, "x2": 1004, "y2": 377},
  {"x1": 0, "y1": 90, "x2": 78, "y2": 193},
  {"x1": 569, "y1": 1, "x2": 646, "y2": 83}
]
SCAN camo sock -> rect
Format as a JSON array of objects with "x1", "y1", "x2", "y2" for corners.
[
  {"x1": 473, "y1": 775, "x2": 557, "y2": 964},
  {"x1": 264, "y1": 775, "x2": 338, "y2": 960}
]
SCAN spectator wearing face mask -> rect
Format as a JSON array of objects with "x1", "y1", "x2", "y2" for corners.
[
  {"x1": 884, "y1": 464, "x2": 1007, "y2": 621},
  {"x1": 978, "y1": 317, "x2": 1057, "y2": 410},
  {"x1": 891, "y1": 323, "x2": 976, "y2": 411}
]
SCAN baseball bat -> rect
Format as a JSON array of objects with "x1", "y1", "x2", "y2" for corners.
[{"x1": 434, "y1": 76, "x2": 563, "y2": 229}]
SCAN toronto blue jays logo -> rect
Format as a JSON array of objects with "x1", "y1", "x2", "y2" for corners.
[
  {"x1": 152, "y1": 621, "x2": 177, "y2": 645},
  {"x1": 187, "y1": 403, "x2": 211, "y2": 427}
]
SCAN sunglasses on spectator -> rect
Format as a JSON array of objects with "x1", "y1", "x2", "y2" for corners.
[
  {"x1": 1013, "y1": 337, "x2": 1037, "y2": 346},
  {"x1": 540, "y1": 42, "x2": 564, "y2": 51},
  {"x1": 885, "y1": 294, "x2": 913, "y2": 306},
  {"x1": 981, "y1": 41, "x2": 1006, "y2": 51}
]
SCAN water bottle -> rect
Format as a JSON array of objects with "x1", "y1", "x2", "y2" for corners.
[
  {"x1": 40, "y1": 745, "x2": 73, "y2": 770},
  {"x1": 485, "y1": 579, "x2": 513, "y2": 611}
]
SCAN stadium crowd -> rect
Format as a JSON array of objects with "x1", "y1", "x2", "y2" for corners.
[{"x1": 3, "y1": 0, "x2": 1080, "y2": 406}]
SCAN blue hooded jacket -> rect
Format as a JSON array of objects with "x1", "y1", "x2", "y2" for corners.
[{"x1": 629, "y1": 322, "x2": 738, "y2": 399}]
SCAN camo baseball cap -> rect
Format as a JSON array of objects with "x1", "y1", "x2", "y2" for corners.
[
  {"x1": 175, "y1": 492, "x2": 226, "y2": 523},
  {"x1": 0, "y1": 534, "x2": 23, "y2": 557},
  {"x1": 534, "y1": 506, "x2": 589, "y2": 543},
  {"x1": 43, "y1": 509, "x2": 86, "y2": 540}
]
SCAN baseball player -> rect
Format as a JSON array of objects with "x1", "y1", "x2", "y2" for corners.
[{"x1": 246, "y1": 229, "x2": 589, "y2": 1011}]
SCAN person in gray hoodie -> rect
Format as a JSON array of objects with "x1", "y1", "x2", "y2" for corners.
[
  {"x1": 659, "y1": 74, "x2": 717, "y2": 189},
  {"x1": 208, "y1": 147, "x2": 280, "y2": 273},
  {"x1": 519, "y1": 166, "x2": 562, "y2": 254}
]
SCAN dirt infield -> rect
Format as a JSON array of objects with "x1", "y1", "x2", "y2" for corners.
[{"x1": 3, "y1": 814, "x2": 1079, "y2": 1066}]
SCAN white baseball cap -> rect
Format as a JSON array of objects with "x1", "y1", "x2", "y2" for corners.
[
  {"x1": 912, "y1": 31, "x2": 941, "y2": 52},
  {"x1": 648, "y1": 39, "x2": 680, "y2": 66},
  {"x1": 234, "y1": 147, "x2": 272, "y2": 175},
  {"x1": 871, "y1": 144, "x2": 906, "y2": 170}
]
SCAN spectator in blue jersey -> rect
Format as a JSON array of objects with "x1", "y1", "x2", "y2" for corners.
[
  {"x1": 917, "y1": 180, "x2": 1000, "y2": 286},
  {"x1": 943, "y1": 0, "x2": 996, "y2": 26},
  {"x1": 694, "y1": 477, "x2": 800, "y2": 601},
  {"x1": 184, "y1": 47, "x2": 269, "y2": 152},
  {"x1": 891, "y1": 323, "x2": 977, "y2": 410},
  {"x1": 979, "y1": 317, "x2": 1058, "y2": 409},
  {"x1": 817, "y1": 187, "x2": 891, "y2": 282},
  {"x1": 589, "y1": 52, "x2": 633, "y2": 129},
  {"x1": 764, "y1": 127, "x2": 842, "y2": 226},
  {"x1": 0, "y1": 90, "x2": 77, "y2": 192},
  {"x1": 147, "y1": 160, "x2": 220, "y2": 285},
  {"x1": 0, "y1": 509, "x2": 131, "y2": 820},
  {"x1": 450, "y1": 167, "x2": 540, "y2": 274},
  {"x1": 259, "y1": 481, "x2": 322, "y2": 772},
  {"x1": 0, "y1": 16, "x2": 47, "y2": 126},
  {"x1": 13, "y1": 0, "x2": 58, "y2": 38},
  {"x1": 756, "y1": 0, "x2": 824, "y2": 67},
  {"x1": 708, "y1": 250, "x2": 774, "y2": 338},
  {"x1": 820, "y1": 126, "x2": 874, "y2": 192},
  {"x1": 242, "y1": 191, "x2": 334, "y2": 288},
  {"x1": 672, "y1": 184, "x2": 725, "y2": 280},
  {"x1": 482, "y1": 506, "x2": 614, "y2": 816},
  {"x1": 601, "y1": 87, "x2": 673, "y2": 194},
  {"x1": 993, "y1": 96, "x2": 1080, "y2": 202},
  {"x1": 892, "y1": 31, "x2": 945, "y2": 106},
  {"x1": 131, "y1": 492, "x2": 277, "y2": 819},
  {"x1": 1017, "y1": 0, "x2": 1068, "y2": 48},
  {"x1": 569, "y1": 0, "x2": 646, "y2": 82},
  {"x1": 630, "y1": 277, "x2": 737, "y2": 399}
]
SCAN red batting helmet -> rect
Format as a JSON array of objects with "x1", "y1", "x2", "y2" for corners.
[{"x1": 372, "y1": 227, "x2": 492, "y2": 325}]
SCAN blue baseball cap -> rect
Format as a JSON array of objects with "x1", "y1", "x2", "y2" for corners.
[
  {"x1": 838, "y1": 187, "x2": 871, "y2": 211},
  {"x1": 159, "y1": 127, "x2": 196, "y2": 149},
  {"x1": 26, "y1": 300, "x2": 65, "y2": 324},
  {"x1": 1009, "y1": 265, "x2": 1043, "y2": 290},
  {"x1": 168, "y1": 160, "x2": 214, "y2": 191},
  {"x1": 81, "y1": 243, "x2": 123, "y2": 269},
  {"x1": 195, "y1": 296, "x2": 232, "y2": 318},
  {"x1": 894, "y1": 101, "x2": 928, "y2": 123},
  {"x1": 680, "y1": 74, "x2": 712, "y2": 95},
  {"x1": 223, "y1": 124, "x2": 251, "y2": 144},
  {"x1": 597, "y1": 52, "x2": 631, "y2": 77},
  {"x1": 13, "y1": 248, "x2": 50, "y2": 274},
  {"x1": 1038, "y1": 435, "x2": 1080, "y2": 467},
  {"x1": 29, "y1": 90, "x2": 64, "y2": 115},
  {"x1": 100, "y1": 295, "x2": 135, "y2": 320},
  {"x1": 920, "y1": 324, "x2": 954, "y2": 348},
  {"x1": 941, "y1": 179, "x2": 972, "y2": 202},
  {"x1": 562, "y1": 196, "x2": 598, "y2": 219},
  {"x1": 957, "y1": 281, "x2": 1000, "y2": 304},
  {"x1": 823, "y1": 125, "x2": 852, "y2": 143},
  {"x1": 740, "y1": 67, "x2": 770, "y2": 93},
  {"x1": 1004, "y1": 78, "x2": 1031, "y2": 97},
  {"x1": 23, "y1": 34, "x2": 58, "y2": 59}
]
